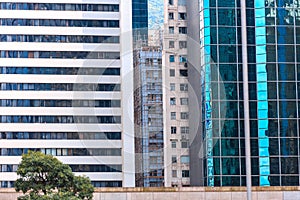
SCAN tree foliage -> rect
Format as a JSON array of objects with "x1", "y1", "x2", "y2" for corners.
[{"x1": 15, "y1": 151, "x2": 94, "y2": 200}]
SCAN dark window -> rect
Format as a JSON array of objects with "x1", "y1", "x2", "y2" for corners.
[
  {"x1": 170, "y1": 69, "x2": 175, "y2": 77},
  {"x1": 171, "y1": 126, "x2": 177, "y2": 134},
  {"x1": 180, "y1": 84, "x2": 188, "y2": 91},
  {"x1": 168, "y1": 13, "x2": 174, "y2": 19},
  {"x1": 179, "y1": 13, "x2": 187, "y2": 20},
  {"x1": 170, "y1": 97, "x2": 176, "y2": 105},
  {"x1": 172, "y1": 156, "x2": 177, "y2": 163},
  {"x1": 1, "y1": 19, "x2": 119, "y2": 28},
  {"x1": 182, "y1": 170, "x2": 190, "y2": 177},
  {"x1": 179, "y1": 41, "x2": 187, "y2": 49},
  {"x1": 179, "y1": 27, "x2": 187, "y2": 34},
  {"x1": 179, "y1": 69, "x2": 188, "y2": 77},
  {"x1": 169, "y1": 41, "x2": 175, "y2": 48}
]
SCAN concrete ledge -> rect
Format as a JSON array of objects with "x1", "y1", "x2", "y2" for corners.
[
  {"x1": 2, "y1": 187, "x2": 300, "y2": 200},
  {"x1": 93, "y1": 186, "x2": 300, "y2": 193},
  {"x1": 1, "y1": 186, "x2": 300, "y2": 193}
]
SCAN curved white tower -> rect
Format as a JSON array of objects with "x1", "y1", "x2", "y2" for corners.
[{"x1": 0, "y1": 0, "x2": 134, "y2": 188}]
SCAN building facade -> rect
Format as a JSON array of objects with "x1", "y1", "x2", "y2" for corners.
[
  {"x1": 134, "y1": 47, "x2": 164, "y2": 187},
  {"x1": 132, "y1": 0, "x2": 148, "y2": 46},
  {"x1": 0, "y1": 0, "x2": 135, "y2": 188},
  {"x1": 189, "y1": 0, "x2": 300, "y2": 187},
  {"x1": 163, "y1": 0, "x2": 190, "y2": 187}
]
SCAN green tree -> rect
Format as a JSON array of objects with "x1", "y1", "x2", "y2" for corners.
[{"x1": 15, "y1": 151, "x2": 94, "y2": 200}]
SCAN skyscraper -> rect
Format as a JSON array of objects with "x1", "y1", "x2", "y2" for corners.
[
  {"x1": 189, "y1": 0, "x2": 300, "y2": 187},
  {"x1": 132, "y1": 0, "x2": 165, "y2": 187},
  {"x1": 0, "y1": 1, "x2": 134, "y2": 188},
  {"x1": 163, "y1": 0, "x2": 190, "y2": 187},
  {"x1": 134, "y1": 47, "x2": 164, "y2": 187}
]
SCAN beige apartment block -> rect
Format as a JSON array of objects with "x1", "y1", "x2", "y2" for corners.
[{"x1": 163, "y1": 0, "x2": 190, "y2": 187}]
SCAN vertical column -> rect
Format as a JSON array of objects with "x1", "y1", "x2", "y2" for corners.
[
  {"x1": 203, "y1": 0, "x2": 214, "y2": 187},
  {"x1": 255, "y1": 0, "x2": 270, "y2": 186},
  {"x1": 121, "y1": 0, "x2": 135, "y2": 187}
]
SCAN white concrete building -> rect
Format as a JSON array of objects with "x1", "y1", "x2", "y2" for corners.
[
  {"x1": 0, "y1": 0, "x2": 134, "y2": 188},
  {"x1": 163, "y1": 0, "x2": 190, "y2": 187}
]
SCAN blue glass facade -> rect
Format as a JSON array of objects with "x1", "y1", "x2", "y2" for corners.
[
  {"x1": 199, "y1": 0, "x2": 300, "y2": 186},
  {"x1": 132, "y1": 0, "x2": 148, "y2": 44}
]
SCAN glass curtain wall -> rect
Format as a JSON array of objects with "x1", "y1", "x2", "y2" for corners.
[{"x1": 200, "y1": 0, "x2": 300, "y2": 186}]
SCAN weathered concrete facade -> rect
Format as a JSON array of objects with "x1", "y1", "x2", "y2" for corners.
[{"x1": 2, "y1": 187, "x2": 300, "y2": 200}]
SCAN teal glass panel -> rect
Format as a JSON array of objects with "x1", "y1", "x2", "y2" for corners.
[
  {"x1": 204, "y1": 36, "x2": 210, "y2": 45},
  {"x1": 260, "y1": 166, "x2": 270, "y2": 175},
  {"x1": 221, "y1": 158, "x2": 240, "y2": 175},
  {"x1": 259, "y1": 138, "x2": 269, "y2": 148},
  {"x1": 255, "y1": 9, "x2": 266, "y2": 18},
  {"x1": 217, "y1": 9, "x2": 235, "y2": 26},
  {"x1": 257, "y1": 64, "x2": 266, "y2": 73},
  {"x1": 257, "y1": 73, "x2": 267, "y2": 82},
  {"x1": 256, "y1": 28, "x2": 266, "y2": 36},
  {"x1": 256, "y1": 54, "x2": 267, "y2": 63},
  {"x1": 204, "y1": 27, "x2": 211, "y2": 35},
  {"x1": 258, "y1": 129, "x2": 267, "y2": 137},
  {"x1": 260, "y1": 176, "x2": 270, "y2": 186},
  {"x1": 213, "y1": 158, "x2": 220, "y2": 175},
  {"x1": 204, "y1": 17, "x2": 210, "y2": 27},
  {"x1": 256, "y1": 35, "x2": 267, "y2": 44},
  {"x1": 258, "y1": 101, "x2": 268, "y2": 110},
  {"x1": 257, "y1": 82, "x2": 268, "y2": 90},
  {"x1": 255, "y1": 0, "x2": 265, "y2": 8},
  {"x1": 204, "y1": 0, "x2": 209, "y2": 9},
  {"x1": 258, "y1": 110, "x2": 268, "y2": 119},
  {"x1": 258, "y1": 120, "x2": 268, "y2": 129},
  {"x1": 259, "y1": 157, "x2": 270, "y2": 166},
  {"x1": 257, "y1": 91, "x2": 267, "y2": 100},
  {"x1": 204, "y1": 10, "x2": 210, "y2": 18}
]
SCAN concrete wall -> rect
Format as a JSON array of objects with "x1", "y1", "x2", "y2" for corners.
[{"x1": 2, "y1": 187, "x2": 300, "y2": 200}]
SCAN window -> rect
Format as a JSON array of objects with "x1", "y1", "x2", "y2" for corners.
[
  {"x1": 182, "y1": 170, "x2": 190, "y2": 177},
  {"x1": 147, "y1": 83, "x2": 155, "y2": 90},
  {"x1": 181, "y1": 141, "x2": 188, "y2": 148},
  {"x1": 172, "y1": 170, "x2": 177, "y2": 177},
  {"x1": 169, "y1": 55, "x2": 175, "y2": 62},
  {"x1": 179, "y1": 55, "x2": 187, "y2": 63},
  {"x1": 170, "y1": 97, "x2": 176, "y2": 105},
  {"x1": 169, "y1": 0, "x2": 174, "y2": 5},
  {"x1": 169, "y1": 41, "x2": 175, "y2": 48},
  {"x1": 145, "y1": 58, "x2": 153, "y2": 65},
  {"x1": 180, "y1": 84, "x2": 188, "y2": 91},
  {"x1": 180, "y1": 112, "x2": 189, "y2": 119},
  {"x1": 169, "y1": 26, "x2": 174, "y2": 34},
  {"x1": 168, "y1": 13, "x2": 174, "y2": 20},
  {"x1": 178, "y1": 0, "x2": 187, "y2": 6},
  {"x1": 149, "y1": 156, "x2": 157, "y2": 164},
  {"x1": 171, "y1": 112, "x2": 176, "y2": 120},
  {"x1": 170, "y1": 83, "x2": 175, "y2": 91},
  {"x1": 179, "y1": 13, "x2": 187, "y2": 20},
  {"x1": 180, "y1": 98, "x2": 189, "y2": 105},
  {"x1": 171, "y1": 126, "x2": 177, "y2": 134},
  {"x1": 180, "y1": 156, "x2": 190, "y2": 164},
  {"x1": 179, "y1": 27, "x2": 187, "y2": 34},
  {"x1": 181, "y1": 127, "x2": 189, "y2": 134},
  {"x1": 170, "y1": 69, "x2": 175, "y2": 77},
  {"x1": 172, "y1": 156, "x2": 177, "y2": 163},
  {"x1": 179, "y1": 41, "x2": 187, "y2": 49},
  {"x1": 180, "y1": 69, "x2": 188, "y2": 77},
  {"x1": 171, "y1": 141, "x2": 176, "y2": 148}
]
